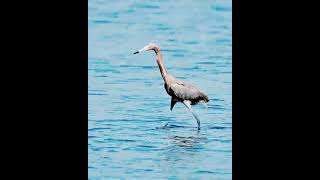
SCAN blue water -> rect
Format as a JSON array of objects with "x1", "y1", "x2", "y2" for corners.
[{"x1": 89, "y1": 0, "x2": 232, "y2": 179}]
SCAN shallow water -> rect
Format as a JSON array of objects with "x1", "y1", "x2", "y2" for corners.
[{"x1": 89, "y1": 0, "x2": 232, "y2": 179}]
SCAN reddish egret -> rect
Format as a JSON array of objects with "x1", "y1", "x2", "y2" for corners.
[{"x1": 133, "y1": 43, "x2": 209, "y2": 130}]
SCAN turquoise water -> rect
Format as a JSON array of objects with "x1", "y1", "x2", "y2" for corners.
[{"x1": 89, "y1": 0, "x2": 232, "y2": 179}]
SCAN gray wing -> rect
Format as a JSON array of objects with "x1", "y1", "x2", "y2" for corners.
[{"x1": 170, "y1": 79, "x2": 209, "y2": 103}]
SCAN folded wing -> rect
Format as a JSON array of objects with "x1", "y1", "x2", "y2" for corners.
[{"x1": 170, "y1": 80, "x2": 209, "y2": 104}]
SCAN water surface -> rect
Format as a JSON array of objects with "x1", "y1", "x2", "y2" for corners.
[{"x1": 89, "y1": 0, "x2": 232, "y2": 179}]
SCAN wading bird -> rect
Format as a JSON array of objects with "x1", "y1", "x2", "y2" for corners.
[{"x1": 133, "y1": 43, "x2": 209, "y2": 130}]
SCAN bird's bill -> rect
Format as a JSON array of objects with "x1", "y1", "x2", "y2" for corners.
[{"x1": 133, "y1": 45, "x2": 148, "y2": 54}]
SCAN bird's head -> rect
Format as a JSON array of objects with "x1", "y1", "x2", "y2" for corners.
[{"x1": 133, "y1": 43, "x2": 160, "y2": 54}]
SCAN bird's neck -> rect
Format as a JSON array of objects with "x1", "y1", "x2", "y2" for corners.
[{"x1": 154, "y1": 50, "x2": 168, "y2": 80}]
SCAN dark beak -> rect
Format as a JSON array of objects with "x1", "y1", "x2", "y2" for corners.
[{"x1": 133, "y1": 51, "x2": 139, "y2": 54}]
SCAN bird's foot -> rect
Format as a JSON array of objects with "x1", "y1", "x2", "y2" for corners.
[
  {"x1": 155, "y1": 123, "x2": 169, "y2": 129},
  {"x1": 163, "y1": 122, "x2": 169, "y2": 128}
]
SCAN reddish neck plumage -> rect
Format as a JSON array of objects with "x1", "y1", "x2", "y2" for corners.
[{"x1": 153, "y1": 48, "x2": 167, "y2": 80}]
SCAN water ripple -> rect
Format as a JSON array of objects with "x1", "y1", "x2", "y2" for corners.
[{"x1": 89, "y1": 0, "x2": 232, "y2": 179}]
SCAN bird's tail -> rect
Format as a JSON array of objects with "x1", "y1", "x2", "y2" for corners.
[{"x1": 203, "y1": 95, "x2": 209, "y2": 103}]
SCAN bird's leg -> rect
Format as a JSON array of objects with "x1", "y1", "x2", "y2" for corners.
[
  {"x1": 170, "y1": 97, "x2": 178, "y2": 111},
  {"x1": 182, "y1": 100, "x2": 192, "y2": 109},
  {"x1": 182, "y1": 100, "x2": 201, "y2": 130},
  {"x1": 196, "y1": 116, "x2": 200, "y2": 130},
  {"x1": 162, "y1": 122, "x2": 169, "y2": 128}
]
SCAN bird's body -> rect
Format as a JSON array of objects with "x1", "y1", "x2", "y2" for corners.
[
  {"x1": 134, "y1": 43, "x2": 209, "y2": 130},
  {"x1": 163, "y1": 74, "x2": 209, "y2": 108}
]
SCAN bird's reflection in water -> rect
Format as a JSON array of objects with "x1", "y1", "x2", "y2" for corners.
[
  {"x1": 158, "y1": 124, "x2": 207, "y2": 149},
  {"x1": 156, "y1": 132, "x2": 208, "y2": 178},
  {"x1": 170, "y1": 135, "x2": 204, "y2": 148},
  {"x1": 158, "y1": 131, "x2": 208, "y2": 175}
]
